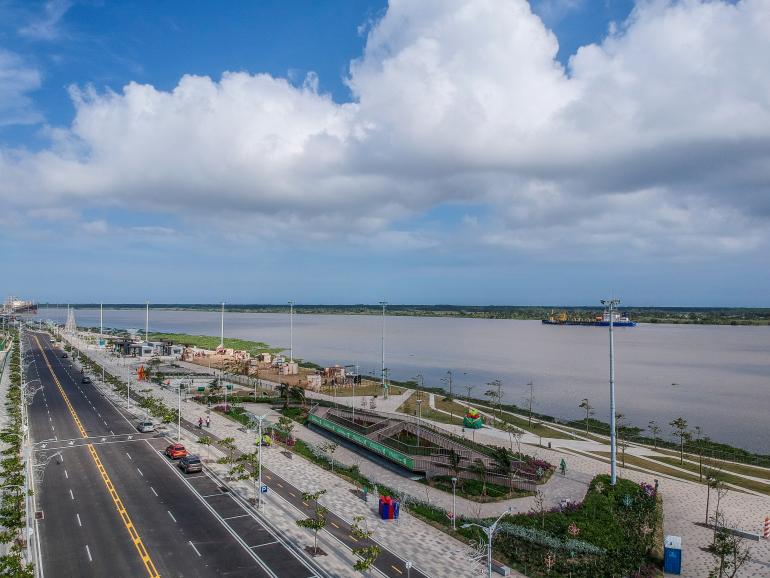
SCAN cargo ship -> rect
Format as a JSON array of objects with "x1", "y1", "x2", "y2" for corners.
[
  {"x1": 2, "y1": 297, "x2": 38, "y2": 315},
  {"x1": 542, "y1": 309, "x2": 637, "y2": 327}
]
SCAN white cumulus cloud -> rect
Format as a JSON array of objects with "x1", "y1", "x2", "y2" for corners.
[{"x1": 1, "y1": 0, "x2": 769, "y2": 262}]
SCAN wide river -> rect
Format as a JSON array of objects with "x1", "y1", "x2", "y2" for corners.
[{"x1": 36, "y1": 307, "x2": 770, "y2": 452}]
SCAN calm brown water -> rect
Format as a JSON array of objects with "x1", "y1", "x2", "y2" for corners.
[{"x1": 37, "y1": 308, "x2": 770, "y2": 452}]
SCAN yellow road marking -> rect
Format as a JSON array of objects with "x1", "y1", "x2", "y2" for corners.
[
  {"x1": 331, "y1": 521, "x2": 339, "y2": 529},
  {"x1": 392, "y1": 565, "x2": 403, "y2": 574},
  {"x1": 302, "y1": 501, "x2": 309, "y2": 507},
  {"x1": 34, "y1": 336, "x2": 160, "y2": 578},
  {"x1": 289, "y1": 491, "x2": 295, "y2": 497}
]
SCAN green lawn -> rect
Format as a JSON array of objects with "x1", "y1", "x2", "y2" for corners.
[
  {"x1": 148, "y1": 332, "x2": 281, "y2": 356},
  {"x1": 589, "y1": 451, "x2": 701, "y2": 483},
  {"x1": 397, "y1": 396, "x2": 464, "y2": 426},
  {"x1": 494, "y1": 409, "x2": 575, "y2": 440},
  {"x1": 424, "y1": 475, "x2": 532, "y2": 502},
  {"x1": 320, "y1": 380, "x2": 405, "y2": 398},
  {"x1": 651, "y1": 447, "x2": 770, "y2": 480},
  {"x1": 650, "y1": 456, "x2": 770, "y2": 495}
]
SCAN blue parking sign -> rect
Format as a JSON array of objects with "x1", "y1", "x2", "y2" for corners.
[{"x1": 260, "y1": 485, "x2": 268, "y2": 494}]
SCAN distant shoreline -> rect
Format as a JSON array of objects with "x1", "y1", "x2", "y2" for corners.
[{"x1": 38, "y1": 303, "x2": 770, "y2": 326}]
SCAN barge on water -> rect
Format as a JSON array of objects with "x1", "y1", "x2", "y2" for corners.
[{"x1": 542, "y1": 309, "x2": 637, "y2": 327}]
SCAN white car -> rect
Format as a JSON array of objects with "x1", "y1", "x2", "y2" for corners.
[{"x1": 136, "y1": 420, "x2": 155, "y2": 433}]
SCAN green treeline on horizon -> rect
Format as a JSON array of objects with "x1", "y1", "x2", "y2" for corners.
[{"x1": 39, "y1": 303, "x2": 770, "y2": 325}]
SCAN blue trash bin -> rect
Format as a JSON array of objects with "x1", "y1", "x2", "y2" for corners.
[{"x1": 663, "y1": 535, "x2": 682, "y2": 574}]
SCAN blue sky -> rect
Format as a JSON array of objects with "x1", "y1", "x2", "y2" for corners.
[{"x1": 1, "y1": 0, "x2": 768, "y2": 306}]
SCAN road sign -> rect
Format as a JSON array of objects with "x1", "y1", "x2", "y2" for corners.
[{"x1": 260, "y1": 485, "x2": 268, "y2": 494}]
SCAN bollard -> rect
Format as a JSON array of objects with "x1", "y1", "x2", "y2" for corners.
[{"x1": 764, "y1": 516, "x2": 769, "y2": 539}]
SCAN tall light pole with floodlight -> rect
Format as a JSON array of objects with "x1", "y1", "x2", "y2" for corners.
[
  {"x1": 601, "y1": 297, "x2": 620, "y2": 486},
  {"x1": 379, "y1": 301, "x2": 388, "y2": 399}
]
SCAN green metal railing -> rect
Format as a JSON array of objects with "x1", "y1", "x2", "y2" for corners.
[{"x1": 308, "y1": 413, "x2": 415, "y2": 469}]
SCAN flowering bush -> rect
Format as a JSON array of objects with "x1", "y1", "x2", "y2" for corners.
[
  {"x1": 490, "y1": 474, "x2": 662, "y2": 577},
  {"x1": 639, "y1": 482, "x2": 657, "y2": 499}
]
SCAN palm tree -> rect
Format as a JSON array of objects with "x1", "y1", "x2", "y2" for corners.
[
  {"x1": 648, "y1": 420, "x2": 661, "y2": 449},
  {"x1": 278, "y1": 383, "x2": 290, "y2": 409},
  {"x1": 491, "y1": 446, "x2": 512, "y2": 493},
  {"x1": 448, "y1": 449, "x2": 463, "y2": 490},
  {"x1": 579, "y1": 398, "x2": 594, "y2": 435},
  {"x1": 470, "y1": 458, "x2": 488, "y2": 497},
  {"x1": 290, "y1": 386, "x2": 306, "y2": 408},
  {"x1": 670, "y1": 417, "x2": 690, "y2": 464}
]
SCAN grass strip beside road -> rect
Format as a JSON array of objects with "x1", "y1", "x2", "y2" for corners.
[
  {"x1": 589, "y1": 451, "x2": 702, "y2": 483},
  {"x1": 649, "y1": 456, "x2": 770, "y2": 495},
  {"x1": 650, "y1": 447, "x2": 770, "y2": 480}
]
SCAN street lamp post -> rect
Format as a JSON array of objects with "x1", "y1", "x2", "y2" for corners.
[
  {"x1": 254, "y1": 414, "x2": 266, "y2": 508},
  {"x1": 601, "y1": 298, "x2": 620, "y2": 486},
  {"x1": 442, "y1": 370, "x2": 454, "y2": 419},
  {"x1": 414, "y1": 373, "x2": 424, "y2": 445},
  {"x1": 145, "y1": 300, "x2": 149, "y2": 343},
  {"x1": 379, "y1": 301, "x2": 388, "y2": 399},
  {"x1": 461, "y1": 507, "x2": 512, "y2": 578},
  {"x1": 177, "y1": 383, "x2": 182, "y2": 443}
]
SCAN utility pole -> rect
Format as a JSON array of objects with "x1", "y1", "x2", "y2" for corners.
[
  {"x1": 145, "y1": 300, "x2": 149, "y2": 343},
  {"x1": 379, "y1": 301, "x2": 388, "y2": 399},
  {"x1": 601, "y1": 298, "x2": 621, "y2": 486}
]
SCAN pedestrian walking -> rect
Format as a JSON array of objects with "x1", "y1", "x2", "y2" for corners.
[
  {"x1": 206, "y1": 415, "x2": 210, "y2": 428},
  {"x1": 198, "y1": 416, "x2": 203, "y2": 429}
]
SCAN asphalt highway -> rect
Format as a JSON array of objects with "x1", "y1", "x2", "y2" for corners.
[{"x1": 26, "y1": 331, "x2": 319, "y2": 578}]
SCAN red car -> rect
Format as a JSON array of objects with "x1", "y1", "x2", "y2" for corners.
[{"x1": 164, "y1": 444, "x2": 188, "y2": 460}]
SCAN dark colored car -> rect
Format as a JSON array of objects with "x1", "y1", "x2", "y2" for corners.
[
  {"x1": 61, "y1": 353, "x2": 68, "y2": 358},
  {"x1": 81, "y1": 376, "x2": 92, "y2": 384},
  {"x1": 178, "y1": 455, "x2": 202, "y2": 474},
  {"x1": 165, "y1": 444, "x2": 187, "y2": 459}
]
